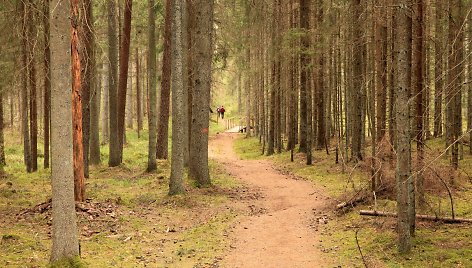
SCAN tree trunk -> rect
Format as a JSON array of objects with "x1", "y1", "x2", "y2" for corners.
[
  {"x1": 393, "y1": 0, "x2": 413, "y2": 253},
  {"x1": 88, "y1": 1, "x2": 100, "y2": 165},
  {"x1": 147, "y1": 0, "x2": 158, "y2": 172},
  {"x1": 126, "y1": 72, "x2": 133, "y2": 129},
  {"x1": 433, "y1": 0, "x2": 443, "y2": 138},
  {"x1": 0, "y1": 92, "x2": 5, "y2": 168},
  {"x1": 21, "y1": 0, "x2": 32, "y2": 173},
  {"x1": 89, "y1": 69, "x2": 101, "y2": 166},
  {"x1": 413, "y1": 0, "x2": 426, "y2": 207},
  {"x1": 101, "y1": 62, "x2": 110, "y2": 144},
  {"x1": 169, "y1": 0, "x2": 186, "y2": 195},
  {"x1": 448, "y1": 0, "x2": 464, "y2": 171},
  {"x1": 351, "y1": 0, "x2": 363, "y2": 162},
  {"x1": 315, "y1": 0, "x2": 326, "y2": 151},
  {"x1": 26, "y1": 0, "x2": 38, "y2": 172},
  {"x1": 72, "y1": 0, "x2": 85, "y2": 202},
  {"x1": 298, "y1": 0, "x2": 309, "y2": 154},
  {"x1": 108, "y1": 0, "x2": 120, "y2": 167},
  {"x1": 189, "y1": 0, "x2": 213, "y2": 187},
  {"x1": 80, "y1": 0, "x2": 95, "y2": 177},
  {"x1": 117, "y1": 0, "x2": 133, "y2": 161},
  {"x1": 136, "y1": 48, "x2": 142, "y2": 138},
  {"x1": 50, "y1": 0, "x2": 80, "y2": 261},
  {"x1": 156, "y1": 0, "x2": 173, "y2": 160},
  {"x1": 43, "y1": 0, "x2": 51, "y2": 169}
]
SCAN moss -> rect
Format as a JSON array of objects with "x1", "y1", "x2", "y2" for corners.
[
  {"x1": 233, "y1": 136, "x2": 264, "y2": 160},
  {"x1": 49, "y1": 257, "x2": 84, "y2": 268}
]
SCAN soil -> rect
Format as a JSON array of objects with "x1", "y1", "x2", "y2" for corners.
[{"x1": 209, "y1": 132, "x2": 335, "y2": 268}]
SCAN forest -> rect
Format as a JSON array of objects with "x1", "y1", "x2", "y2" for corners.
[{"x1": 1, "y1": 0, "x2": 472, "y2": 267}]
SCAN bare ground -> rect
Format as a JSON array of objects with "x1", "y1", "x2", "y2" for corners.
[{"x1": 209, "y1": 132, "x2": 335, "y2": 268}]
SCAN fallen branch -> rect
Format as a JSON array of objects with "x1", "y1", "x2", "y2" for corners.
[
  {"x1": 355, "y1": 229, "x2": 368, "y2": 268},
  {"x1": 336, "y1": 186, "x2": 386, "y2": 210},
  {"x1": 359, "y1": 210, "x2": 472, "y2": 224},
  {"x1": 336, "y1": 195, "x2": 367, "y2": 210}
]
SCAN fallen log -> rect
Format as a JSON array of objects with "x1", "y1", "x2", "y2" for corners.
[
  {"x1": 359, "y1": 210, "x2": 472, "y2": 224},
  {"x1": 336, "y1": 195, "x2": 367, "y2": 210}
]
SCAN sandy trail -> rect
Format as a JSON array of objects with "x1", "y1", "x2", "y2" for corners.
[{"x1": 209, "y1": 133, "x2": 333, "y2": 268}]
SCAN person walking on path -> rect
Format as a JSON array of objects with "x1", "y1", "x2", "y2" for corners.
[{"x1": 220, "y1": 106, "x2": 225, "y2": 119}]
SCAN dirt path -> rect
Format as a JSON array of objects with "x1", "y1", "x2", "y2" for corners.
[{"x1": 209, "y1": 133, "x2": 334, "y2": 268}]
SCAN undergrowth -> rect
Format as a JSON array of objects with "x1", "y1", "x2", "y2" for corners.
[{"x1": 0, "y1": 128, "x2": 241, "y2": 267}]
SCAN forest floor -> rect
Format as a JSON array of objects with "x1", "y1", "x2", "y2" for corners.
[
  {"x1": 2, "y1": 118, "x2": 472, "y2": 267},
  {"x1": 209, "y1": 132, "x2": 334, "y2": 267}
]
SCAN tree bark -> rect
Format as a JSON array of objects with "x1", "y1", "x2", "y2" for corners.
[
  {"x1": 393, "y1": 0, "x2": 413, "y2": 253},
  {"x1": 433, "y1": 0, "x2": 443, "y2": 138},
  {"x1": 351, "y1": 0, "x2": 363, "y2": 162},
  {"x1": 26, "y1": 0, "x2": 38, "y2": 172},
  {"x1": 101, "y1": 62, "x2": 110, "y2": 144},
  {"x1": 298, "y1": 0, "x2": 309, "y2": 154},
  {"x1": 117, "y1": 0, "x2": 133, "y2": 161},
  {"x1": 147, "y1": 0, "x2": 158, "y2": 172},
  {"x1": 189, "y1": 0, "x2": 213, "y2": 187},
  {"x1": 72, "y1": 0, "x2": 85, "y2": 202},
  {"x1": 156, "y1": 0, "x2": 173, "y2": 160},
  {"x1": 108, "y1": 0, "x2": 120, "y2": 167},
  {"x1": 50, "y1": 0, "x2": 80, "y2": 261},
  {"x1": 413, "y1": 0, "x2": 425, "y2": 207},
  {"x1": 43, "y1": 0, "x2": 51, "y2": 169},
  {"x1": 0, "y1": 92, "x2": 5, "y2": 168},
  {"x1": 21, "y1": 0, "x2": 32, "y2": 173},
  {"x1": 447, "y1": 0, "x2": 464, "y2": 171},
  {"x1": 88, "y1": 1, "x2": 100, "y2": 165},
  {"x1": 169, "y1": 0, "x2": 186, "y2": 195},
  {"x1": 80, "y1": 0, "x2": 95, "y2": 177},
  {"x1": 136, "y1": 48, "x2": 142, "y2": 138}
]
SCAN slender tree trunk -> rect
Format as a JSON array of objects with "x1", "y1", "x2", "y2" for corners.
[
  {"x1": 136, "y1": 48, "x2": 142, "y2": 138},
  {"x1": 50, "y1": 0, "x2": 80, "y2": 261},
  {"x1": 394, "y1": 0, "x2": 413, "y2": 253},
  {"x1": 352, "y1": 0, "x2": 363, "y2": 162},
  {"x1": 126, "y1": 73, "x2": 133, "y2": 129},
  {"x1": 26, "y1": 0, "x2": 38, "y2": 172},
  {"x1": 147, "y1": 0, "x2": 158, "y2": 172},
  {"x1": 88, "y1": 1, "x2": 100, "y2": 165},
  {"x1": 81, "y1": 0, "x2": 95, "y2": 177},
  {"x1": 117, "y1": 0, "x2": 133, "y2": 161},
  {"x1": 469, "y1": 15, "x2": 472, "y2": 154},
  {"x1": 108, "y1": 0, "x2": 120, "y2": 167},
  {"x1": 169, "y1": 0, "x2": 186, "y2": 195},
  {"x1": 414, "y1": 0, "x2": 426, "y2": 208},
  {"x1": 0, "y1": 92, "x2": 5, "y2": 168},
  {"x1": 101, "y1": 62, "x2": 110, "y2": 144},
  {"x1": 433, "y1": 0, "x2": 443, "y2": 138},
  {"x1": 448, "y1": 0, "x2": 463, "y2": 172},
  {"x1": 72, "y1": 0, "x2": 85, "y2": 202},
  {"x1": 43, "y1": 0, "x2": 51, "y2": 169},
  {"x1": 21, "y1": 0, "x2": 32, "y2": 173},
  {"x1": 89, "y1": 73, "x2": 101, "y2": 165},
  {"x1": 375, "y1": 4, "x2": 387, "y2": 143},
  {"x1": 298, "y1": 0, "x2": 309, "y2": 154},
  {"x1": 156, "y1": 0, "x2": 173, "y2": 160},
  {"x1": 316, "y1": 0, "x2": 326, "y2": 151}
]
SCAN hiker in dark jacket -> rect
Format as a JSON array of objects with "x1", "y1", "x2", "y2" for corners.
[{"x1": 220, "y1": 106, "x2": 225, "y2": 119}]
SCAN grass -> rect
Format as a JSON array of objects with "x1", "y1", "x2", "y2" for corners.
[
  {"x1": 233, "y1": 135, "x2": 472, "y2": 267},
  {"x1": 0, "y1": 127, "x2": 242, "y2": 267}
]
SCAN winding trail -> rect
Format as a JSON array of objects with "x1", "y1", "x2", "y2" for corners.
[{"x1": 209, "y1": 132, "x2": 333, "y2": 268}]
